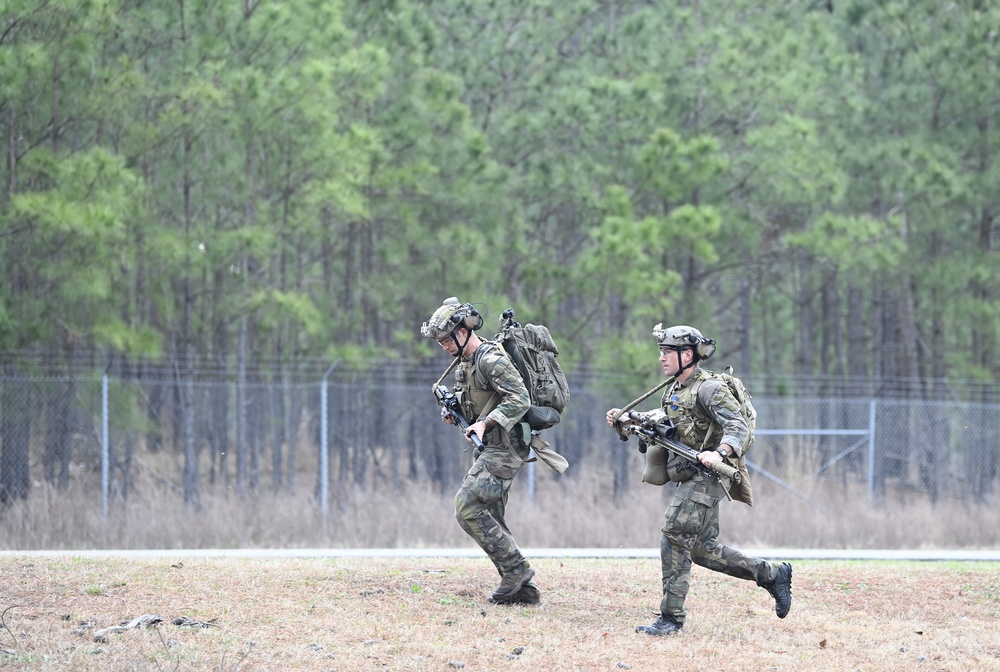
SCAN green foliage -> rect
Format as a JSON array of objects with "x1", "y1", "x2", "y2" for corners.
[
  {"x1": 636, "y1": 128, "x2": 728, "y2": 207},
  {"x1": 0, "y1": 0, "x2": 995, "y2": 387},
  {"x1": 744, "y1": 115, "x2": 847, "y2": 206},
  {"x1": 785, "y1": 214, "x2": 905, "y2": 274},
  {"x1": 4, "y1": 147, "x2": 145, "y2": 350},
  {"x1": 249, "y1": 290, "x2": 325, "y2": 341},
  {"x1": 92, "y1": 321, "x2": 162, "y2": 358}
]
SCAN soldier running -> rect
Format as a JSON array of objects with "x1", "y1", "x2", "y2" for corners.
[{"x1": 607, "y1": 324, "x2": 792, "y2": 634}]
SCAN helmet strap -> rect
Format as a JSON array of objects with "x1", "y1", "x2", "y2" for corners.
[
  {"x1": 676, "y1": 348, "x2": 697, "y2": 373},
  {"x1": 449, "y1": 327, "x2": 472, "y2": 358}
]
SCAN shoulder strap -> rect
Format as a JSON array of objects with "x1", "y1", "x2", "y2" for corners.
[
  {"x1": 471, "y1": 342, "x2": 505, "y2": 418},
  {"x1": 694, "y1": 372, "x2": 725, "y2": 414},
  {"x1": 472, "y1": 341, "x2": 504, "y2": 386},
  {"x1": 693, "y1": 371, "x2": 725, "y2": 450}
]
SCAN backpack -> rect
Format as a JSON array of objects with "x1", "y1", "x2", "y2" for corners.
[
  {"x1": 693, "y1": 365, "x2": 756, "y2": 506},
  {"x1": 715, "y1": 365, "x2": 757, "y2": 451},
  {"x1": 495, "y1": 308, "x2": 570, "y2": 431},
  {"x1": 667, "y1": 365, "x2": 756, "y2": 453}
]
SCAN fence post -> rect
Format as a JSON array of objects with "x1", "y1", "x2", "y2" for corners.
[
  {"x1": 320, "y1": 360, "x2": 340, "y2": 532},
  {"x1": 102, "y1": 372, "x2": 109, "y2": 521},
  {"x1": 867, "y1": 398, "x2": 877, "y2": 501}
]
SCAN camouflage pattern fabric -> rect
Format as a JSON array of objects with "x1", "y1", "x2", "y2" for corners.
[
  {"x1": 663, "y1": 368, "x2": 750, "y2": 456},
  {"x1": 657, "y1": 367, "x2": 779, "y2": 623},
  {"x1": 455, "y1": 444, "x2": 530, "y2": 575},
  {"x1": 452, "y1": 343, "x2": 533, "y2": 577},
  {"x1": 658, "y1": 474, "x2": 780, "y2": 623},
  {"x1": 456, "y1": 344, "x2": 532, "y2": 442}
]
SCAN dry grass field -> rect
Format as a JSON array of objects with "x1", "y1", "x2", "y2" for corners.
[
  {"x1": 1, "y1": 554, "x2": 998, "y2": 672},
  {"x1": 5, "y1": 466, "x2": 1000, "y2": 552}
]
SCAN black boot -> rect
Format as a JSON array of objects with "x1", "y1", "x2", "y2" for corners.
[
  {"x1": 491, "y1": 564, "x2": 536, "y2": 604},
  {"x1": 759, "y1": 562, "x2": 792, "y2": 618},
  {"x1": 512, "y1": 580, "x2": 541, "y2": 604},
  {"x1": 490, "y1": 580, "x2": 541, "y2": 605},
  {"x1": 636, "y1": 614, "x2": 682, "y2": 636}
]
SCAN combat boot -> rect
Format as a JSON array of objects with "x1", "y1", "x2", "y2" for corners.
[
  {"x1": 489, "y1": 580, "x2": 540, "y2": 605},
  {"x1": 491, "y1": 564, "x2": 535, "y2": 604},
  {"x1": 759, "y1": 561, "x2": 792, "y2": 618},
  {"x1": 636, "y1": 614, "x2": 682, "y2": 636},
  {"x1": 514, "y1": 581, "x2": 541, "y2": 604}
]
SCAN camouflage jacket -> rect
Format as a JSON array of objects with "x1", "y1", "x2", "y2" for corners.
[
  {"x1": 454, "y1": 342, "x2": 530, "y2": 448},
  {"x1": 661, "y1": 367, "x2": 750, "y2": 456},
  {"x1": 655, "y1": 367, "x2": 753, "y2": 505}
]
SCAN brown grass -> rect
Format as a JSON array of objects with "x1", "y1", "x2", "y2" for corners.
[
  {"x1": 2, "y1": 460, "x2": 998, "y2": 551},
  {"x1": 1, "y1": 555, "x2": 998, "y2": 671}
]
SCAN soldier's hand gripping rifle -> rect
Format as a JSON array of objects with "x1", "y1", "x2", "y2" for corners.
[
  {"x1": 434, "y1": 384, "x2": 484, "y2": 449},
  {"x1": 616, "y1": 411, "x2": 740, "y2": 500}
]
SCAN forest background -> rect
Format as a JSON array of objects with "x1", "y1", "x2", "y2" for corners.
[{"x1": 1, "y1": 0, "x2": 998, "y2": 549}]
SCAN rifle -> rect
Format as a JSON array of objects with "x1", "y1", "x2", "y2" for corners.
[
  {"x1": 616, "y1": 411, "x2": 740, "y2": 500},
  {"x1": 434, "y1": 384, "x2": 484, "y2": 449}
]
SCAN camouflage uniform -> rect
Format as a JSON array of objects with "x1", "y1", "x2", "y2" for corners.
[
  {"x1": 657, "y1": 367, "x2": 783, "y2": 624},
  {"x1": 452, "y1": 342, "x2": 538, "y2": 597}
]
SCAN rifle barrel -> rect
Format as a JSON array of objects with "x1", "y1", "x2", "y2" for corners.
[{"x1": 623, "y1": 421, "x2": 741, "y2": 484}]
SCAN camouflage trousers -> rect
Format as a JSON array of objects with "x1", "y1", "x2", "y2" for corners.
[
  {"x1": 454, "y1": 444, "x2": 529, "y2": 576},
  {"x1": 659, "y1": 474, "x2": 780, "y2": 624}
]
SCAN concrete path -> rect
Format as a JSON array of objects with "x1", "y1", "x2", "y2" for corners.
[{"x1": 3, "y1": 547, "x2": 999, "y2": 561}]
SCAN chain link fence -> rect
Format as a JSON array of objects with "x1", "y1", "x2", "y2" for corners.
[{"x1": 2, "y1": 364, "x2": 998, "y2": 520}]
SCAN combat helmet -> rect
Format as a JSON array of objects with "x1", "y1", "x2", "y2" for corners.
[
  {"x1": 652, "y1": 323, "x2": 717, "y2": 361},
  {"x1": 420, "y1": 297, "x2": 483, "y2": 340}
]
